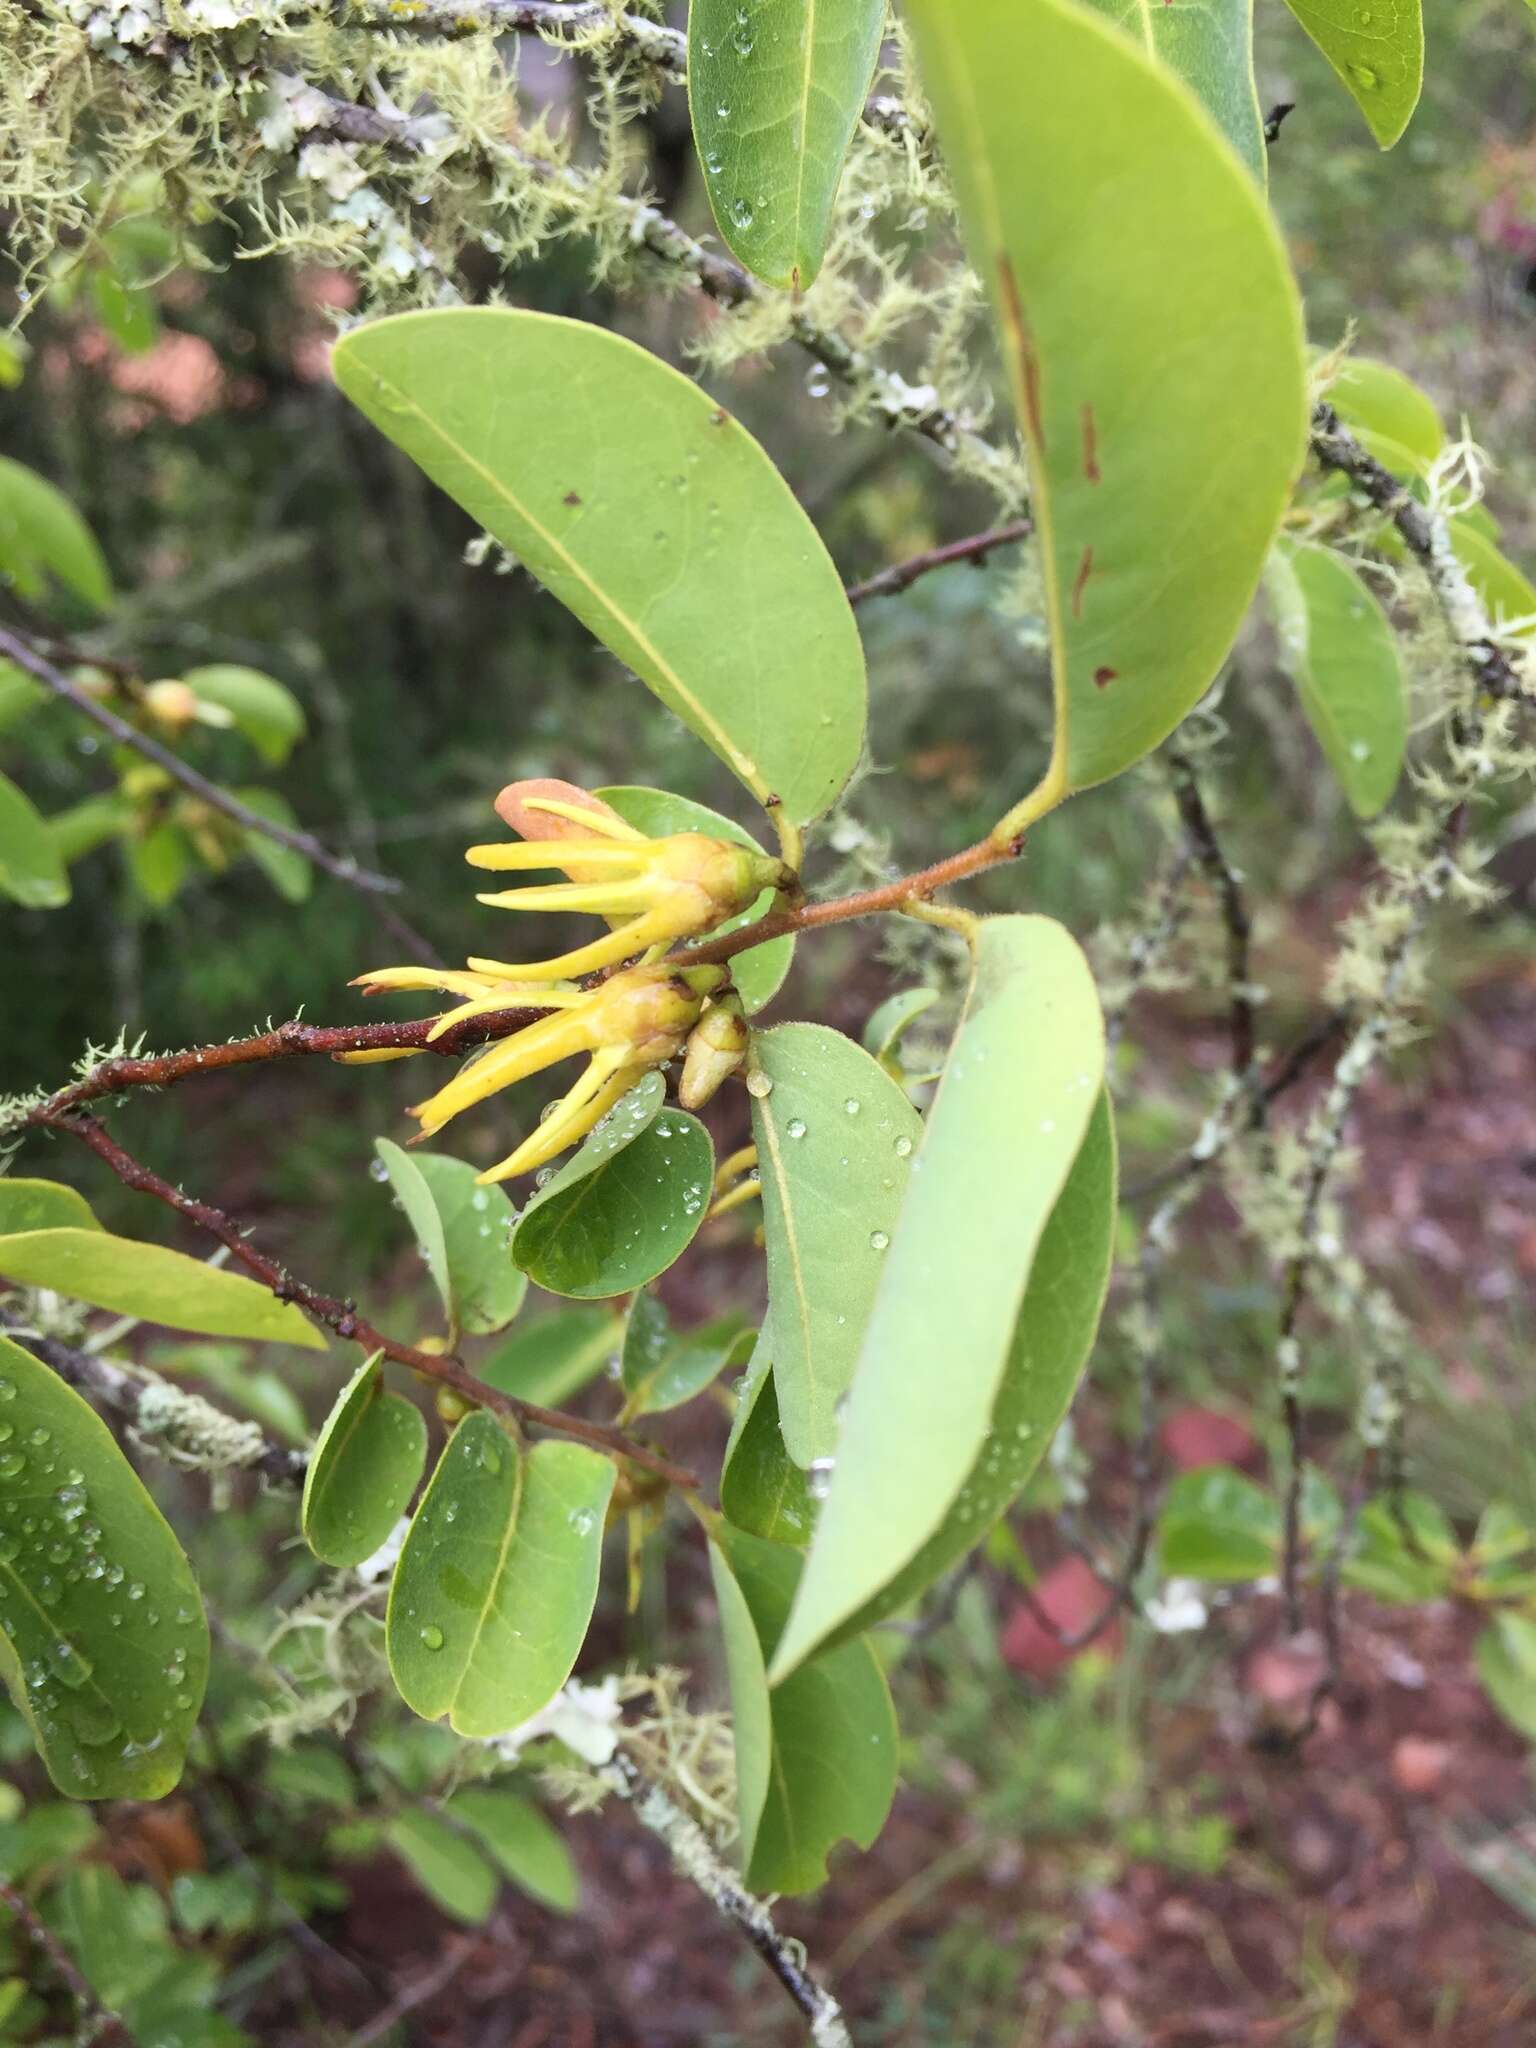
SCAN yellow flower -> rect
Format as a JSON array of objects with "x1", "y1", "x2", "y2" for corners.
[{"x1": 463, "y1": 795, "x2": 788, "y2": 980}]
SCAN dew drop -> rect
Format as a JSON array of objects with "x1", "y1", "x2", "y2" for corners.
[
  {"x1": 869, "y1": 1230, "x2": 890, "y2": 1252},
  {"x1": 745, "y1": 1070, "x2": 773, "y2": 1099},
  {"x1": 420, "y1": 1624, "x2": 445, "y2": 1651},
  {"x1": 807, "y1": 1457, "x2": 836, "y2": 1501},
  {"x1": 894, "y1": 1135, "x2": 913, "y2": 1158},
  {"x1": 730, "y1": 197, "x2": 755, "y2": 229},
  {"x1": 0, "y1": 1453, "x2": 24, "y2": 1481},
  {"x1": 843, "y1": 1098, "x2": 861, "y2": 1116},
  {"x1": 369, "y1": 1157, "x2": 390, "y2": 1182},
  {"x1": 1347, "y1": 60, "x2": 1379, "y2": 88},
  {"x1": 786, "y1": 1117, "x2": 807, "y2": 1140}
]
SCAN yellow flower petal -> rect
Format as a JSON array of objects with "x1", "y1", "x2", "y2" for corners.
[
  {"x1": 464, "y1": 840, "x2": 645, "y2": 872},
  {"x1": 409, "y1": 1010, "x2": 591, "y2": 1133},
  {"x1": 351, "y1": 967, "x2": 501, "y2": 999},
  {"x1": 474, "y1": 877, "x2": 658, "y2": 915},
  {"x1": 331, "y1": 1047, "x2": 426, "y2": 1065},
  {"x1": 476, "y1": 1052, "x2": 638, "y2": 1184}
]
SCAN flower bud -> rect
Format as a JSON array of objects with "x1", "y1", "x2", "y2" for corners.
[{"x1": 679, "y1": 991, "x2": 748, "y2": 1109}]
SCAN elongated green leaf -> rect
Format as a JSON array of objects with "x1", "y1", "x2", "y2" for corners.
[
  {"x1": 1267, "y1": 541, "x2": 1405, "y2": 819},
  {"x1": 445, "y1": 1786, "x2": 579, "y2": 1912},
  {"x1": 0, "y1": 457, "x2": 112, "y2": 611},
  {"x1": 0, "y1": 773, "x2": 70, "y2": 909},
  {"x1": 0, "y1": 1229, "x2": 325, "y2": 1348},
  {"x1": 596, "y1": 785, "x2": 792, "y2": 1012},
  {"x1": 1476, "y1": 1616, "x2": 1536, "y2": 1744},
  {"x1": 333, "y1": 309, "x2": 866, "y2": 824},
  {"x1": 0, "y1": 1181, "x2": 101, "y2": 1237},
  {"x1": 511, "y1": 1075, "x2": 713, "y2": 1300},
  {"x1": 1325, "y1": 355, "x2": 1444, "y2": 471},
  {"x1": 814, "y1": 1092, "x2": 1116, "y2": 1648},
  {"x1": 376, "y1": 1141, "x2": 525, "y2": 1336},
  {"x1": 48, "y1": 794, "x2": 136, "y2": 866},
  {"x1": 1158, "y1": 1464, "x2": 1281, "y2": 1580},
  {"x1": 1451, "y1": 519, "x2": 1536, "y2": 637},
  {"x1": 479, "y1": 1307, "x2": 620, "y2": 1407},
  {"x1": 0, "y1": 1333, "x2": 208, "y2": 1799},
  {"x1": 301, "y1": 1353, "x2": 428, "y2": 1567},
  {"x1": 233, "y1": 787, "x2": 312, "y2": 905},
  {"x1": 183, "y1": 665, "x2": 306, "y2": 765},
  {"x1": 708, "y1": 1538, "x2": 774, "y2": 1867},
  {"x1": 862, "y1": 985, "x2": 939, "y2": 1068},
  {"x1": 1079, "y1": 0, "x2": 1264, "y2": 182},
  {"x1": 905, "y1": 0, "x2": 1305, "y2": 798},
  {"x1": 689, "y1": 0, "x2": 885, "y2": 289},
  {"x1": 770, "y1": 915, "x2": 1104, "y2": 1681},
  {"x1": 619, "y1": 1293, "x2": 754, "y2": 1418},
  {"x1": 721, "y1": 1344, "x2": 816, "y2": 1546},
  {"x1": 748, "y1": 1024, "x2": 922, "y2": 1467},
  {"x1": 713, "y1": 1526, "x2": 896, "y2": 1892},
  {"x1": 385, "y1": 1809, "x2": 498, "y2": 1922},
  {"x1": 1278, "y1": 0, "x2": 1423, "y2": 147},
  {"x1": 387, "y1": 1417, "x2": 614, "y2": 1736}
]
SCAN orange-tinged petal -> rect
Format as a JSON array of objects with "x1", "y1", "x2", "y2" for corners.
[{"x1": 521, "y1": 796, "x2": 645, "y2": 840}]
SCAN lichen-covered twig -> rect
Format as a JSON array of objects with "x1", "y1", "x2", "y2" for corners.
[
  {"x1": 605, "y1": 1752, "x2": 852, "y2": 2047},
  {"x1": 0, "y1": 1877, "x2": 136, "y2": 2045}
]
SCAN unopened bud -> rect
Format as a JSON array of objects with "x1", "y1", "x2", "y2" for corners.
[
  {"x1": 679, "y1": 992, "x2": 749, "y2": 1109},
  {"x1": 144, "y1": 679, "x2": 201, "y2": 729}
]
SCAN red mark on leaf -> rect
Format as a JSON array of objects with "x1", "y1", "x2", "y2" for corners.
[
  {"x1": 1071, "y1": 545, "x2": 1094, "y2": 618},
  {"x1": 1080, "y1": 403, "x2": 1101, "y2": 483},
  {"x1": 996, "y1": 254, "x2": 1046, "y2": 449},
  {"x1": 1093, "y1": 665, "x2": 1118, "y2": 689}
]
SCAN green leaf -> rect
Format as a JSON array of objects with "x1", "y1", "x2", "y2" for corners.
[
  {"x1": 711, "y1": 1526, "x2": 896, "y2": 1893},
  {"x1": 1077, "y1": 0, "x2": 1265, "y2": 182},
  {"x1": 720, "y1": 1348, "x2": 816, "y2": 1546},
  {"x1": 0, "y1": 772, "x2": 70, "y2": 909},
  {"x1": 479, "y1": 1307, "x2": 620, "y2": 1407},
  {"x1": 0, "y1": 1229, "x2": 325, "y2": 1348},
  {"x1": 862, "y1": 986, "x2": 939, "y2": 1067},
  {"x1": 333, "y1": 309, "x2": 866, "y2": 824},
  {"x1": 301, "y1": 1353, "x2": 429, "y2": 1567},
  {"x1": 183, "y1": 665, "x2": 306, "y2": 765},
  {"x1": 688, "y1": 0, "x2": 886, "y2": 289},
  {"x1": 90, "y1": 269, "x2": 159, "y2": 355},
  {"x1": 126, "y1": 821, "x2": 193, "y2": 907},
  {"x1": 748, "y1": 1023, "x2": 923, "y2": 1467},
  {"x1": 385, "y1": 1809, "x2": 498, "y2": 1923},
  {"x1": 0, "y1": 1333, "x2": 209, "y2": 1799},
  {"x1": 1476, "y1": 1615, "x2": 1536, "y2": 1744},
  {"x1": 905, "y1": 0, "x2": 1305, "y2": 799},
  {"x1": 595, "y1": 785, "x2": 793, "y2": 1012},
  {"x1": 445, "y1": 1786, "x2": 579, "y2": 1912},
  {"x1": 619, "y1": 1292, "x2": 754, "y2": 1418},
  {"x1": 1159, "y1": 1465, "x2": 1281, "y2": 1580},
  {"x1": 1268, "y1": 540, "x2": 1405, "y2": 819},
  {"x1": 1278, "y1": 0, "x2": 1423, "y2": 147},
  {"x1": 375, "y1": 1140, "x2": 526, "y2": 1336},
  {"x1": 1450, "y1": 518, "x2": 1536, "y2": 638},
  {"x1": 1325, "y1": 354, "x2": 1444, "y2": 472},
  {"x1": 231, "y1": 787, "x2": 312, "y2": 904},
  {"x1": 707, "y1": 1538, "x2": 774, "y2": 1866},
  {"x1": 0, "y1": 661, "x2": 45, "y2": 736},
  {"x1": 817, "y1": 1091, "x2": 1116, "y2": 1645},
  {"x1": 0, "y1": 1180, "x2": 101, "y2": 1237},
  {"x1": 1342, "y1": 1493, "x2": 1458, "y2": 1603},
  {"x1": 510, "y1": 1074, "x2": 713, "y2": 1300},
  {"x1": 769, "y1": 915, "x2": 1105, "y2": 1681},
  {"x1": 48, "y1": 794, "x2": 136, "y2": 866},
  {"x1": 387, "y1": 1417, "x2": 614, "y2": 1737},
  {"x1": 0, "y1": 456, "x2": 113, "y2": 611}
]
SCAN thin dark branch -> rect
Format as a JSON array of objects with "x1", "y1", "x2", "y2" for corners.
[
  {"x1": 0, "y1": 1878, "x2": 137, "y2": 2045},
  {"x1": 0, "y1": 624, "x2": 404, "y2": 898},
  {"x1": 845, "y1": 519, "x2": 1032, "y2": 606},
  {"x1": 30, "y1": 1112, "x2": 695, "y2": 1491},
  {"x1": 1263, "y1": 102, "x2": 1296, "y2": 146},
  {"x1": 1168, "y1": 749, "x2": 1256, "y2": 1081}
]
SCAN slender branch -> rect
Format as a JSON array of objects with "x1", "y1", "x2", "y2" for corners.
[
  {"x1": 30, "y1": 1111, "x2": 695, "y2": 1491},
  {"x1": 1167, "y1": 749, "x2": 1257, "y2": 1081},
  {"x1": 0, "y1": 1878, "x2": 136, "y2": 2045},
  {"x1": 1309, "y1": 405, "x2": 1528, "y2": 703},
  {"x1": 844, "y1": 519, "x2": 1032, "y2": 606},
  {"x1": 0, "y1": 1311, "x2": 308, "y2": 1484},
  {"x1": 605, "y1": 1752, "x2": 851, "y2": 2046},
  {"x1": 0, "y1": 624, "x2": 404, "y2": 898}
]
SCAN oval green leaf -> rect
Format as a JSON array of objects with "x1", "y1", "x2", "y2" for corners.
[
  {"x1": 333, "y1": 309, "x2": 866, "y2": 824},
  {"x1": 596, "y1": 785, "x2": 793, "y2": 1012},
  {"x1": 387, "y1": 1416, "x2": 614, "y2": 1737},
  {"x1": 479, "y1": 1306, "x2": 621, "y2": 1407},
  {"x1": 0, "y1": 456, "x2": 112, "y2": 611},
  {"x1": 1450, "y1": 518, "x2": 1536, "y2": 639},
  {"x1": 301, "y1": 1353, "x2": 429, "y2": 1568},
  {"x1": 183, "y1": 665, "x2": 306, "y2": 766},
  {"x1": 1158, "y1": 1464, "x2": 1281, "y2": 1580},
  {"x1": 376, "y1": 1140, "x2": 525, "y2": 1337},
  {"x1": 0, "y1": 772, "x2": 70, "y2": 910},
  {"x1": 1325, "y1": 354, "x2": 1444, "y2": 472},
  {"x1": 1079, "y1": 0, "x2": 1265, "y2": 182},
  {"x1": 510, "y1": 1074, "x2": 714, "y2": 1300},
  {"x1": 385, "y1": 1809, "x2": 498, "y2": 1923},
  {"x1": 711, "y1": 1525, "x2": 896, "y2": 1893},
  {"x1": 689, "y1": 0, "x2": 886, "y2": 289},
  {"x1": 748, "y1": 1023, "x2": 922, "y2": 1468},
  {"x1": 1278, "y1": 0, "x2": 1423, "y2": 148},
  {"x1": 721, "y1": 1343, "x2": 817, "y2": 1546},
  {"x1": 1268, "y1": 540, "x2": 1405, "y2": 819},
  {"x1": 0, "y1": 1333, "x2": 209, "y2": 1799},
  {"x1": 445, "y1": 1785, "x2": 579, "y2": 1912},
  {"x1": 619, "y1": 1292, "x2": 755, "y2": 1419},
  {"x1": 905, "y1": 0, "x2": 1306, "y2": 799},
  {"x1": 769, "y1": 915, "x2": 1105, "y2": 1681},
  {"x1": 0, "y1": 1229, "x2": 325, "y2": 1348},
  {"x1": 0, "y1": 1180, "x2": 101, "y2": 1237}
]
